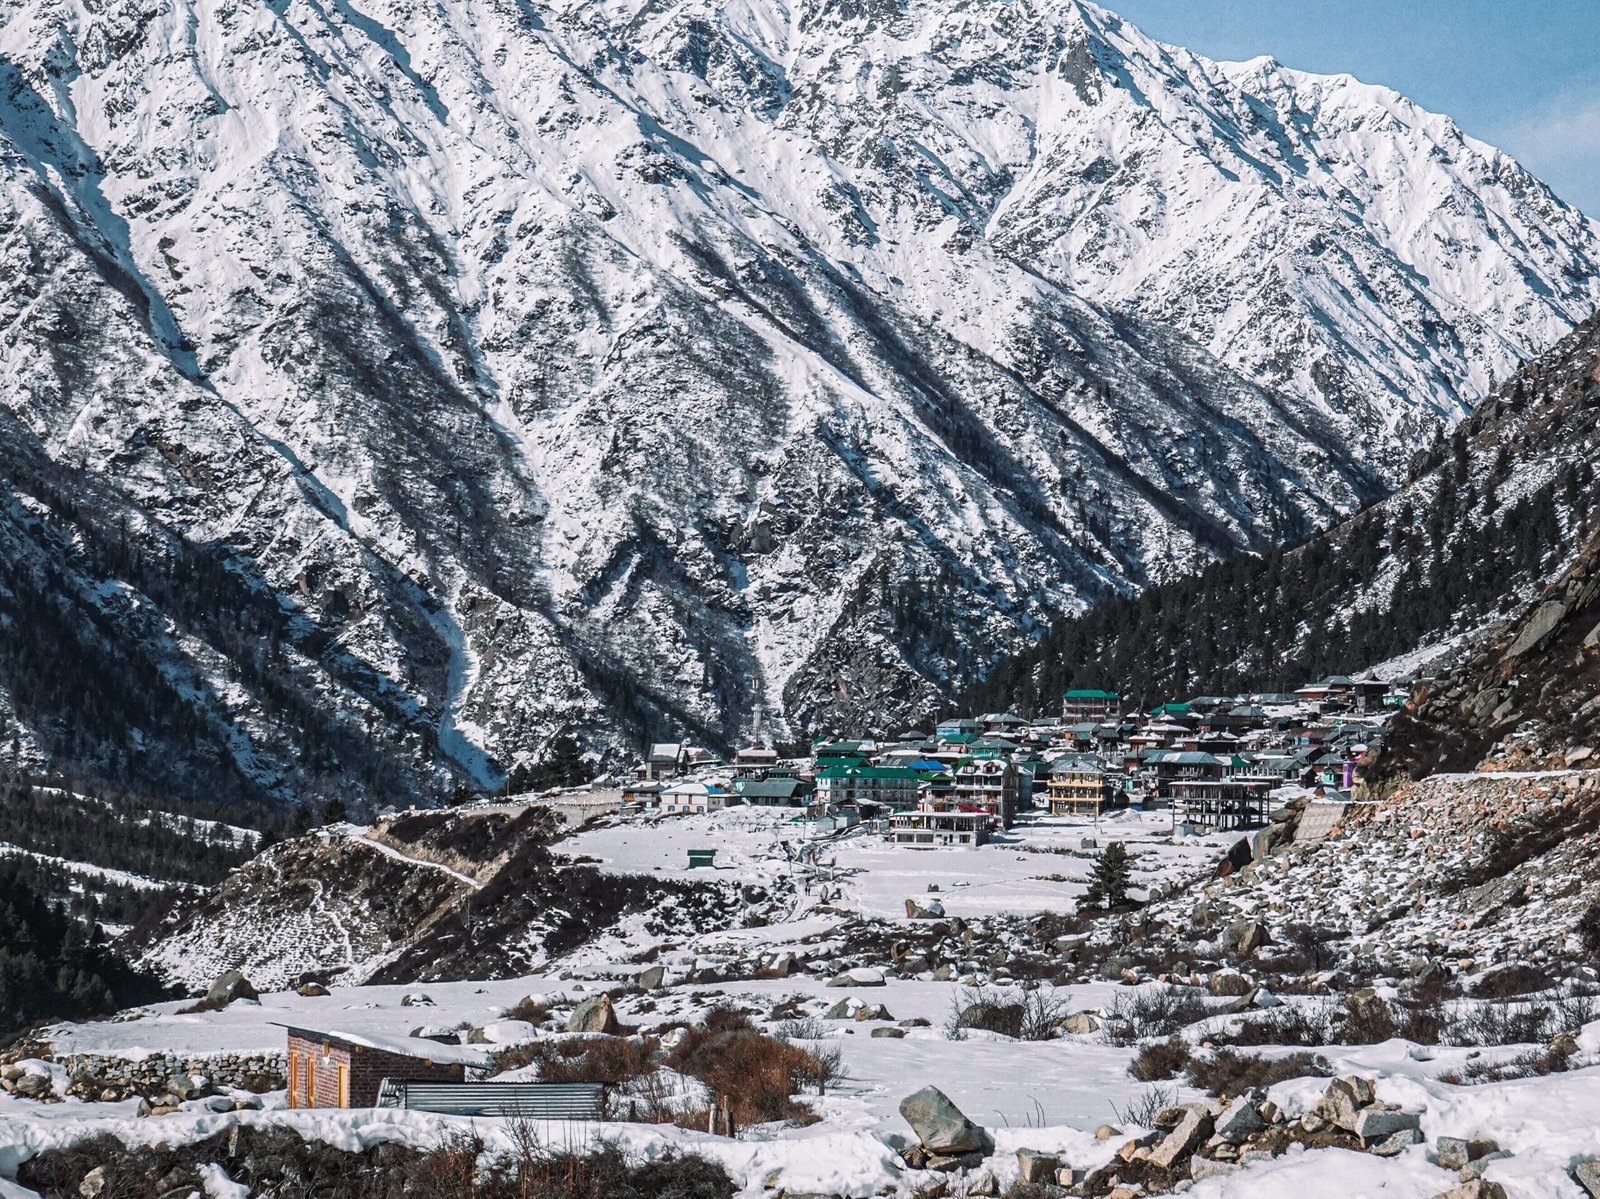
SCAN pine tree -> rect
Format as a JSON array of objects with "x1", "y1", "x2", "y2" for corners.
[{"x1": 1083, "y1": 842, "x2": 1132, "y2": 912}]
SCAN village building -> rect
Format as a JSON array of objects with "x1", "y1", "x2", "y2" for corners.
[
  {"x1": 1044, "y1": 755, "x2": 1116, "y2": 817},
  {"x1": 949, "y1": 755, "x2": 1019, "y2": 827},
  {"x1": 1061, "y1": 689, "x2": 1120, "y2": 723},
  {"x1": 733, "y1": 776, "x2": 810, "y2": 807},
  {"x1": 813, "y1": 765, "x2": 924, "y2": 811},
  {"x1": 643, "y1": 742, "x2": 686, "y2": 780},
  {"x1": 281, "y1": 1026, "x2": 480, "y2": 1109},
  {"x1": 732, "y1": 746, "x2": 779, "y2": 777},
  {"x1": 659, "y1": 780, "x2": 735, "y2": 815},
  {"x1": 888, "y1": 805, "x2": 990, "y2": 848}
]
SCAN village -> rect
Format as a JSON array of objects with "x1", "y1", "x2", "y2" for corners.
[{"x1": 617, "y1": 673, "x2": 1408, "y2": 848}]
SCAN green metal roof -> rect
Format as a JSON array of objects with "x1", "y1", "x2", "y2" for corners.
[
  {"x1": 815, "y1": 766, "x2": 923, "y2": 781},
  {"x1": 1063, "y1": 689, "x2": 1120, "y2": 700}
]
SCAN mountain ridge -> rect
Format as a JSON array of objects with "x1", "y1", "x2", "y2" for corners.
[{"x1": 1, "y1": 0, "x2": 1597, "y2": 805}]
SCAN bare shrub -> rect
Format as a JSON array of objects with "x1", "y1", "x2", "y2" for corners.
[
  {"x1": 491, "y1": 1037, "x2": 654, "y2": 1086},
  {"x1": 1100, "y1": 988, "x2": 1211, "y2": 1046},
  {"x1": 1438, "y1": 1044, "x2": 1574, "y2": 1086},
  {"x1": 504, "y1": 995, "x2": 554, "y2": 1024},
  {"x1": 1213, "y1": 1003, "x2": 1336, "y2": 1048},
  {"x1": 775, "y1": 1016, "x2": 828, "y2": 1041},
  {"x1": 1129, "y1": 1037, "x2": 1191, "y2": 1082},
  {"x1": 666, "y1": 1016, "x2": 829, "y2": 1126},
  {"x1": 1470, "y1": 965, "x2": 1553, "y2": 999},
  {"x1": 1111, "y1": 1084, "x2": 1177, "y2": 1129},
  {"x1": 1185, "y1": 1049, "x2": 1332, "y2": 1096}
]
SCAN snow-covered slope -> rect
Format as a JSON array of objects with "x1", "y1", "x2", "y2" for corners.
[{"x1": 1, "y1": 0, "x2": 1596, "y2": 802}]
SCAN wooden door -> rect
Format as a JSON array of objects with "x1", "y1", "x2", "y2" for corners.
[
  {"x1": 338, "y1": 1064, "x2": 350, "y2": 1108},
  {"x1": 287, "y1": 1052, "x2": 299, "y2": 1109}
]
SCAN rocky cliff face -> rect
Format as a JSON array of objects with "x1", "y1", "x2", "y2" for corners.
[{"x1": 2, "y1": 0, "x2": 1597, "y2": 804}]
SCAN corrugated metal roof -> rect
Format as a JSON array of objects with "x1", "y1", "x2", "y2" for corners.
[{"x1": 377, "y1": 1080, "x2": 604, "y2": 1118}]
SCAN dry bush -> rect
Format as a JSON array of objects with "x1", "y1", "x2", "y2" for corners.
[
  {"x1": 1438, "y1": 1044, "x2": 1573, "y2": 1086},
  {"x1": 173, "y1": 995, "x2": 227, "y2": 1015},
  {"x1": 1211, "y1": 1002, "x2": 1336, "y2": 1047},
  {"x1": 666, "y1": 1015, "x2": 829, "y2": 1126},
  {"x1": 953, "y1": 986, "x2": 1070, "y2": 1042},
  {"x1": 1129, "y1": 1037, "x2": 1191, "y2": 1081},
  {"x1": 1470, "y1": 965, "x2": 1553, "y2": 999},
  {"x1": 1100, "y1": 988, "x2": 1211, "y2": 1046},
  {"x1": 491, "y1": 1037, "x2": 655, "y2": 1086},
  {"x1": 504, "y1": 995, "x2": 554, "y2": 1024},
  {"x1": 1111, "y1": 1084, "x2": 1176, "y2": 1129},
  {"x1": 1185, "y1": 1049, "x2": 1331, "y2": 1096}
]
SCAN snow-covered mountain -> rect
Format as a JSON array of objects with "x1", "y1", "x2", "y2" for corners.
[{"x1": 1, "y1": 0, "x2": 1597, "y2": 803}]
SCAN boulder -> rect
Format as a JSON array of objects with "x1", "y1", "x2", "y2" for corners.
[
  {"x1": 566, "y1": 994, "x2": 621, "y2": 1035},
  {"x1": 1015, "y1": 1150, "x2": 1060, "y2": 1184},
  {"x1": 1572, "y1": 1159, "x2": 1600, "y2": 1198},
  {"x1": 905, "y1": 898, "x2": 946, "y2": 919},
  {"x1": 1353, "y1": 1108, "x2": 1422, "y2": 1144},
  {"x1": 1508, "y1": 601, "x2": 1567, "y2": 658},
  {"x1": 1430, "y1": 1184, "x2": 1506, "y2": 1199},
  {"x1": 14, "y1": 1073, "x2": 51, "y2": 1099},
  {"x1": 1145, "y1": 1105, "x2": 1213, "y2": 1170},
  {"x1": 1437, "y1": 1137, "x2": 1500, "y2": 1172},
  {"x1": 78, "y1": 1167, "x2": 107, "y2": 1199},
  {"x1": 853, "y1": 1004, "x2": 893, "y2": 1022},
  {"x1": 1370, "y1": 1127, "x2": 1423, "y2": 1157},
  {"x1": 898, "y1": 1086, "x2": 992, "y2": 1155},
  {"x1": 1213, "y1": 1099, "x2": 1265, "y2": 1144},
  {"x1": 399, "y1": 993, "x2": 434, "y2": 1008},
  {"x1": 1191, "y1": 1158, "x2": 1240, "y2": 1182},
  {"x1": 1063, "y1": 1011, "x2": 1101, "y2": 1035},
  {"x1": 478, "y1": 1020, "x2": 537, "y2": 1045},
  {"x1": 871, "y1": 1027, "x2": 906, "y2": 1039},
  {"x1": 1235, "y1": 922, "x2": 1270, "y2": 956},
  {"x1": 637, "y1": 965, "x2": 667, "y2": 990},
  {"x1": 204, "y1": 970, "x2": 258, "y2": 1007},
  {"x1": 1462, "y1": 1152, "x2": 1513, "y2": 1182},
  {"x1": 296, "y1": 982, "x2": 329, "y2": 997},
  {"x1": 1209, "y1": 970, "x2": 1254, "y2": 997},
  {"x1": 828, "y1": 967, "x2": 886, "y2": 987}
]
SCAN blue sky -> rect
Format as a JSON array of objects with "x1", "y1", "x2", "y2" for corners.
[{"x1": 1106, "y1": 0, "x2": 1600, "y2": 216}]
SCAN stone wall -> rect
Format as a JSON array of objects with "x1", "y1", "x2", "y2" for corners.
[{"x1": 55, "y1": 1051, "x2": 286, "y2": 1103}]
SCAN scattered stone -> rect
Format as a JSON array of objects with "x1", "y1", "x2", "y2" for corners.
[
  {"x1": 78, "y1": 1167, "x2": 107, "y2": 1198},
  {"x1": 1437, "y1": 1137, "x2": 1500, "y2": 1171},
  {"x1": 827, "y1": 968, "x2": 886, "y2": 988},
  {"x1": 1213, "y1": 1099, "x2": 1266, "y2": 1144},
  {"x1": 1430, "y1": 1183, "x2": 1506, "y2": 1199},
  {"x1": 1461, "y1": 1152, "x2": 1513, "y2": 1182},
  {"x1": 1190, "y1": 1158, "x2": 1240, "y2": 1182},
  {"x1": 1370, "y1": 1127, "x2": 1423, "y2": 1157},
  {"x1": 1146, "y1": 1105, "x2": 1213, "y2": 1170},
  {"x1": 1016, "y1": 1149, "x2": 1060, "y2": 1184},
  {"x1": 1571, "y1": 1159, "x2": 1600, "y2": 1197},
  {"x1": 905, "y1": 898, "x2": 946, "y2": 919},
  {"x1": 1353, "y1": 1107, "x2": 1422, "y2": 1144},
  {"x1": 968, "y1": 1171, "x2": 1000, "y2": 1197}
]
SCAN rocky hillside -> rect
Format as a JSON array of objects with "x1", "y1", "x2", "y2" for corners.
[
  {"x1": 1, "y1": 0, "x2": 1597, "y2": 805},
  {"x1": 133, "y1": 807, "x2": 770, "y2": 991},
  {"x1": 964, "y1": 310, "x2": 1600, "y2": 714}
]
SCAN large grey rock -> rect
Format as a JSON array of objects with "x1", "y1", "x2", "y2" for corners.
[
  {"x1": 1430, "y1": 1183, "x2": 1506, "y2": 1199},
  {"x1": 1015, "y1": 1149, "x2": 1060, "y2": 1184},
  {"x1": 1371, "y1": 1127, "x2": 1423, "y2": 1157},
  {"x1": 1508, "y1": 601, "x2": 1567, "y2": 658},
  {"x1": 1145, "y1": 1105, "x2": 1213, "y2": 1170},
  {"x1": 566, "y1": 994, "x2": 621, "y2": 1035},
  {"x1": 1353, "y1": 1107, "x2": 1422, "y2": 1144},
  {"x1": 636, "y1": 965, "x2": 667, "y2": 990},
  {"x1": 828, "y1": 967, "x2": 886, "y2": 987},
  {"x1": 1462, "y1": 1152, "x2": 1513, "y2": 1182},
  {"x1": 204, "y1": 970, "x2": 258, "y2": 1007},
  {"x1": 1213, "y1": 1099, "x2": 1266, "y2": 1144},
  {"x1": 1572, "y1": 1159, "x2": 1600, "y2": 1197},
  {"x1": 1437, "y1": 1137, "x2": 1500, "y2": 1171},
  {"x1": 899, "y1": 1086, "x2": 991, "y2": 1155}
]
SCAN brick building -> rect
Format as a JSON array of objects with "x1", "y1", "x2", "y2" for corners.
[{"x1": 280, "y1": 1025, "x2": 481, "y2": 1108}]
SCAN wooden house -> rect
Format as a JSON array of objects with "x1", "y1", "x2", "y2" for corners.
[{"x1": 281, "y1": 1025, "x2": 482, "y2": 1109}]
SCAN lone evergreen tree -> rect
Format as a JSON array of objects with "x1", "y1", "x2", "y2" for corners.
[{"x1": 1083, "y1": 842, "x2": 1132, "y2": 911}]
